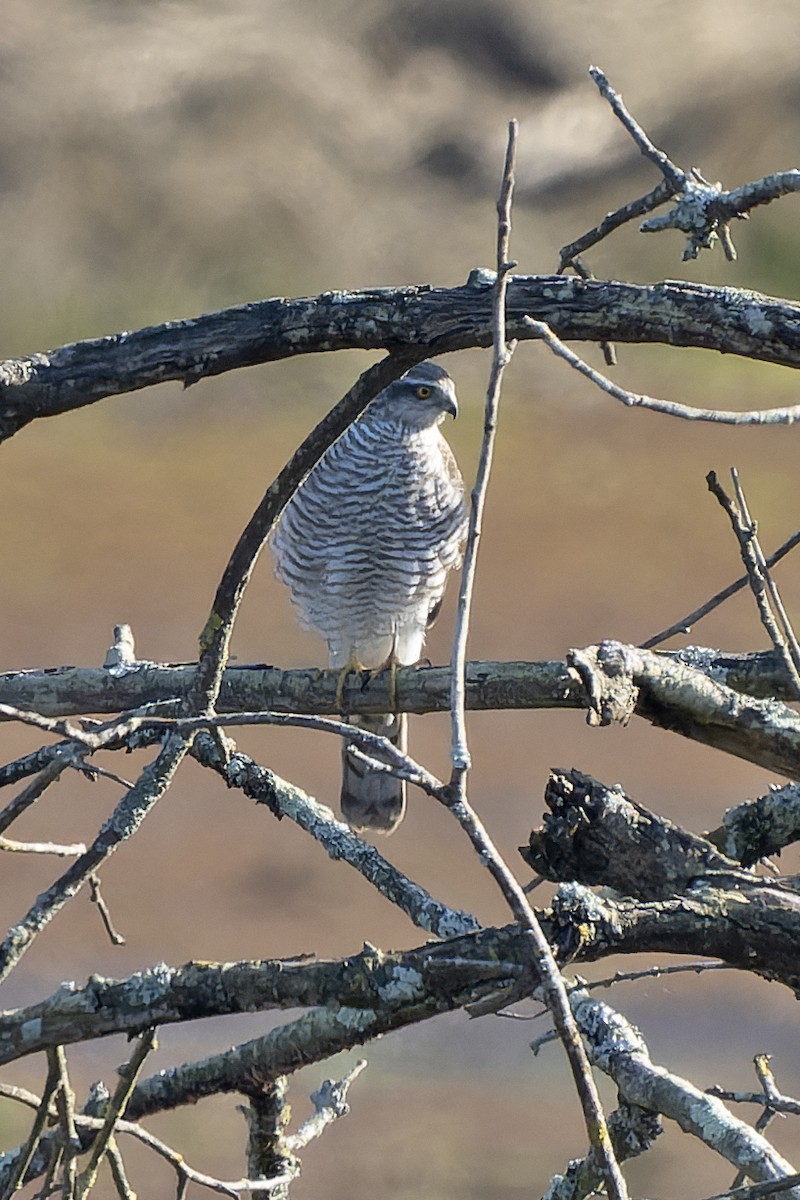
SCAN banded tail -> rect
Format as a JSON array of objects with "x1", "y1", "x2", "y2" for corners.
[{"x1": 341, "y1": 712, "x2": 406, "y2": 834}]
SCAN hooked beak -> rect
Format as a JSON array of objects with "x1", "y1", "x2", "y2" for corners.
[{"x1": 442, "y1": 384, "x2": 458, "y2": 419}]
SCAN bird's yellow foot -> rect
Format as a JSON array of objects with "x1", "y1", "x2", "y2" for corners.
[
  {"x1": 384, "y1": 656, "x2": 399, "y2": 713},
  {"x1": 335, "y1": 653, "x2": 366, "y2": 712}
]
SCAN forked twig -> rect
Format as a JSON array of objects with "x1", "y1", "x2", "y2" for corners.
[
  {"x1": 642, "y1": 528, "x2": 800, "y2": 649},
  {"x1": 74, "y1": 1028, "x2": 157, "y2": 1198},
  {"x1": 0, "y1": 730, "x2": 189, "y2": 984},
  {"x1": 707, "y1": 470, "x2": 800, "y2": 698},
  {"x1": 0, "y1": 1049, "x2": 62, "y2": 1196},
  {"x1": 575, "y1": 66, "x2": 800, "y2": 264}
]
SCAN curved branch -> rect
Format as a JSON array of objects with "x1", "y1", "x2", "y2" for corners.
[{"x1": 4, "y1": 277, "x2": 800, "y2": 440}]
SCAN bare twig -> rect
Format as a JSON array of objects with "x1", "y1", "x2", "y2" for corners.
[
  {"x1": 558, "y1": 179, "x2": 676, "y2": 268},
  {"x1": 1, "y1": 1047, "x2": 62, "y2": 1198},
  {"x1": 0, "y1": 835, "x2": 86, "y2": 856},
  {"x1": 77, "y1": 761, "x2": 136, "y2": 789},
  {"x1": 642, "y1": 528, "x2": 800, "y2": 648},
  {"x1": 708, "y1": 1058, "x2": 800, "y2": 1118},
  {"x1": 449, "y1": 118, "x2": 518, "y2": 778},
  {"x1": 732, "y1": 472, "x2": 800, "y2": 679},
  {"x1": 0, "y1": 752, "x2": 74, "y2": 834},
  {"x1": 0, "y1": 1084, "x2": 294, "y2": 1196},
  {"x1": 724, "y1": 1055, "x2": 786, "y2": 1193},
  {"x1": 524, "y1": 317, "x2": 800, "y2": 426},
  {"x1": 52, "y1": 1045, "x2": 80, "y2": 1197},
  {"x1": 588, "y1": 65, "x2": 800, "y2": 263},
  {"x1": 588, "y1": 65, "x2": 686, "y2": 190},
  {"x1": 89, "y1": 873, "x2": 126, "y2": 946},
  {"x1": 0, "y1": 731, "x2": 190, "y2": 984},
  {"x1": 104, "y1": 1138, "x2": 137, "y2": 1200},
  {"x1": 506, "y1": 960, "x2": 730, "y2": 1023},
  {"x1": 445, "y1": 120, "x2": 628, "y2": 1200},
  {"x1": 285, "y1": 1060, "x2": 367, "y2": 1152},
  {"x1": 74, "y1": 1028, "x2": 158, "y2": 1198},
  {"x1": 707, "y1": 471, "x2": 800, "y2": 698},
  {"x1": 698, "y1": 1174, "x2": 800, "y2": 1200}
]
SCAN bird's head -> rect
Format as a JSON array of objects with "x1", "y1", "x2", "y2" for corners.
[{"x1": 368, "y1": 361, "x2": 458, "y2": 430}]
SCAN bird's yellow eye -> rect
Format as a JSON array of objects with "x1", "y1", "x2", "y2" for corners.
[{"x1": 416, "y1": 385, "x2": 432, "y2": 399}]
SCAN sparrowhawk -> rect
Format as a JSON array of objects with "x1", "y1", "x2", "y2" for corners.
[{"x1": 269, "y1": 361, "x2": 467, "y2": 833}]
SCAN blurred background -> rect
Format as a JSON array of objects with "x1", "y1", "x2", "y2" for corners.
[{"x1": 3, "y1": 1, "x2": 800, "y2": 1195}]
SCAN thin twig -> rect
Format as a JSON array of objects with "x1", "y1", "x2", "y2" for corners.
[
  {"x1": 52, "y1": 1045, "x2": 80, "y2": 1197},
  {"x1": 89, "y1": 873, "x2": 126, "y2": 946},
  {"x1": 445, "y1": 120, "x2": 629, "y2": 1200},
  {"x1": 697, "y1": 1174, "x2": 800, "y2": 1200},
  {"x1": 723, "y1": 1056, "x2": 784, "y2": 1193},
  {"x1": 707, "y1": 471, "x2": 800, "y2": 699},
  {"x1": 449, "y1": 119, "x2": 518, "y2": 777},
  {"x1": 500, "y1": 960, "x2": 730, "y2": 1021},
  {"x1": 588, "y1": 65, "x2": 686, "y2": 190},
  {"x1": 285, "y1": 1061, "x2": 367, "y2": 1152},
  {"x1": 642, "y1": 528, "x2": 800, "y2": 648},
  {"x1": 75, "y1": 1028, "x2": 158, "y2": 1198},
  {"x1": 588, "y1": 66, "x2": 800, "y2": 263},
  {"x1": 1, "y1": 1047, "x2": 62, "y2": 1197},
  {"x1": 523, "y1": 317, "x2": 800, "y2": 425},
  {"x1": 0, "y1": 752, "x2": 73, "y2": 834},
  {"x1": 732, "y1": 471, "x2": 800, "y2": 680},
  {"x1": 0, "y1": 835, "x2": 86, "y2": 856},
  {"x1": 0, "y1": 1085, "x2": 293, "y2": 1196},
  {"x1": 558, "y1": 179, "x2": 677, "y2": 268},
  {"x1": 105, "y1": 1137, "x2": 137, "y2": 1200},
  {"x1": 77, "y1": 761, "x2": 136, "y2": 789},
  {"x1": 0, "y1": 731, "x2": 190, "y2": 984}
]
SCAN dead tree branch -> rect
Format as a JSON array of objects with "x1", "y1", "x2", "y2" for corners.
[{"x1": 5, "y1": 277, "x2": 800, "y2": 441}]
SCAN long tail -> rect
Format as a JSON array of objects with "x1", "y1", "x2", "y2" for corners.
[{"x1": 340, "y1": 712, "x2": 406, "y2": 834}]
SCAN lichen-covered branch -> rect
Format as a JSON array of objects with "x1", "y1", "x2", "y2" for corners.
[
  {"x1": 568, "y1": 991, "x2": 800, "y2": 1196},
  {"x1": 0, "y1": 647, "x2": 794, "y2": 722},
  {"x1": 4, "y1": 276, "x2": 800, "y2": 440}
]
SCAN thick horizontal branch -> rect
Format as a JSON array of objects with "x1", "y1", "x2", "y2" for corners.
[
  {"x1": 3, "y1": 275, "x2": 800, "y2": 439},
  {"x1": 550, "y1": 882, "x2": 800, "y2": 994},
  {"x1": 5, "y1": 875, "x2": 800, "y2": 1073},
  {"x1": 0, "y1": 929, "x2": 530, "y2": 1069},
  {"x1": 0, "y1": 648, "x2": 791, "y2": 720},
  {"x1": 2, "y1": 646, "x2": 799, "y2": 784}
]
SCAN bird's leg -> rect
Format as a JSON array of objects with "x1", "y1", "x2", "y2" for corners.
[
  {"x1": 384, "y1": 652, "x2": 399, "y2": 715},
  {"x1": 335, "y1": 652, "x2": 366, "y2": 712},
  {"x1": 365, "y1": 651, "x2": 399, "y2": 712}
]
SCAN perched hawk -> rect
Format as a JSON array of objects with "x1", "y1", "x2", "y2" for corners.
[{"x1": 270, "y1": 361, "x2": 467, "y2": 832}]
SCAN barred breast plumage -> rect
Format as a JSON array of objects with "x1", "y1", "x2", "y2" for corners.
[{"x1": 270, "y1": 361, "x2": 467, "y2": 832}]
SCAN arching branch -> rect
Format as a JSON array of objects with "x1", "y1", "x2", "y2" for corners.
[{"x1": 3, "y1": 276, "x2": 800, "y2": 441}]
